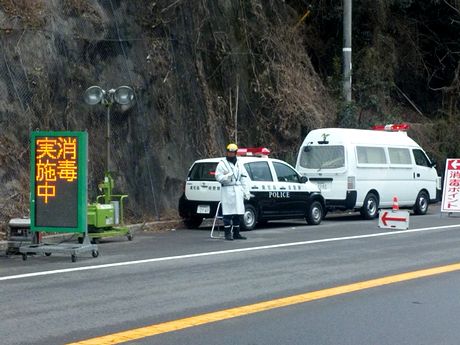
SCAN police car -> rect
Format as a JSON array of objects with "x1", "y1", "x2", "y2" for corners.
[{"x1": 178, "y1": 147, "x2": 325, "y2": 230}]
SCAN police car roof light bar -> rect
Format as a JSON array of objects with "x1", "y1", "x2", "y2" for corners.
[
  {"x1": 237, "y1": 147, "x2": 270, "y2": 157},
  {"x1": 371, "y1": 123, "x2": 410, "y2": 131}
]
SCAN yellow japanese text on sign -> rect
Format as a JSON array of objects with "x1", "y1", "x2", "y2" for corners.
[{"x1": 35, "y1": 137, "x2": 78, "y2": 203}]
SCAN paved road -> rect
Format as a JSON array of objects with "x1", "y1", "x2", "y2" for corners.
[{"x1": 2, "y1": 205, "x2": 460, "y2": 344}]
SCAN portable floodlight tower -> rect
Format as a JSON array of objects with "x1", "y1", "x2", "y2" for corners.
[{"x1": 83, "y1": 85, "x2": 134, "y2": 242}]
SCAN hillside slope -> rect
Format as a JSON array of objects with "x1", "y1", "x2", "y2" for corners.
[{"x1": 0, "y1": 0, "x2": 335, "y2": 235}]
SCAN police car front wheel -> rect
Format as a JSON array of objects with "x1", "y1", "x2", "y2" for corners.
[
  {"x1": 241, "y1": 204, "x2": 257, "y2": 231},
  {"x1": 306, "y1": 201, "x2": 323, "y2": 225}
]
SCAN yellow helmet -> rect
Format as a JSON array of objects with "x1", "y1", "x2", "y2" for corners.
[{"x1": 226, "y1": 143, "x2": 238, "y2": 152}]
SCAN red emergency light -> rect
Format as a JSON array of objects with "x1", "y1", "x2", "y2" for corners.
[
  {"x1": 371, "y1": 123, "x2": 410, "y2": 131},
  {"x1": 237, "y1": 147, "x2": 271, "y2": 157}
]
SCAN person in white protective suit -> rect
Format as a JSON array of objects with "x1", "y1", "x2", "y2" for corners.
[{"x1": 215, "y1": 143, "x2": 251, "y2": 240}]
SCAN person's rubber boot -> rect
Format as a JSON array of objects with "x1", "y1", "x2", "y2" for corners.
[
  {"x1": 232, "y1": 226, "x2": 246, "y2": 240},
  {"x1": 224, "y1": 226, "x2": 233, "y2": 241}
]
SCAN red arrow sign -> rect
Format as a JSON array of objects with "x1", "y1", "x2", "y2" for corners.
[
  {"x1": 381, "y1": 211, "x2": 407, "y2": 226},
  {"x1": 448, "y1": 159, "x2": 460, "y2": 170}
]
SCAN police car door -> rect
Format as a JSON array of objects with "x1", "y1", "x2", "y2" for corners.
[
  {"x1": 244, "y1": 161, "x2": 278, "y2": 216},
  {"x1": 272, "y1": 161, "x2": 307, "y2": 216}
]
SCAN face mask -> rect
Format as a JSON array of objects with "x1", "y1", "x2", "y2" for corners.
[{"x1": 226, "y1": 156, "x2": 237, "y2": 164}]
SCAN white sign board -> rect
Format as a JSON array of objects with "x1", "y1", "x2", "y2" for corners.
[
  {"x1": 378, "y1": 210, "x2": 409, "y2": 230},
  {"x1": 441, "y1": 158, "x2": 460, "y2": 213}
]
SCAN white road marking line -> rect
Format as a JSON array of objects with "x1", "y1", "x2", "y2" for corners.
[{"x1": 1, "y1": 224, "x2": 460, "y2": 282}]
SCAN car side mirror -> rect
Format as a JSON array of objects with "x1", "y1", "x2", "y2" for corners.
[{"x1": 299, "y1": 176, "x2": 308, "y2": 183}]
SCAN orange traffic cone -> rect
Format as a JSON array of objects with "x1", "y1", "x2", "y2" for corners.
[{"x1": 392, "y1": 196, "x2": 399, "y2": 211}]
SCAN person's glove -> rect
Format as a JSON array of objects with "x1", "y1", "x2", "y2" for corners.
[
  {"x1": 244, "y1": 191, "x2": 251, "y2": 200},
  {"x1": 224, "y1": 173, "x2": 233, "y2": 183}
]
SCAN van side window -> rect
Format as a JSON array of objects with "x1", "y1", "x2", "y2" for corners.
[
  {"x1": 244, "y1": 162, "x2": 273, "y2": 182},
  {"x1": 413, "y1": 149, "x2": 431, "y2": 167},
  {"x1": 389, "y1": 148, "x2": 411, "y2": 164},
  {"x1": 356, "y1": 146, "x2": 387, "y2": 164},
  {"x1": 273, "y1": 162, "x2": 299, "y2": 182}
]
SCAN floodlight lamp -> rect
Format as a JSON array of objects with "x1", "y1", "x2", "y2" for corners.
[
  {"x1": 114, "y1": 86, "x2": 134, "y2": 105},
  {"x1": 84, "y1": 86, "x2": 104, "y2": 105}
]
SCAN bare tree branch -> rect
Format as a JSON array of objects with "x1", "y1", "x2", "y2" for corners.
[{"x1": 444, "y1": 0, "x2": 460, "y2": 16}]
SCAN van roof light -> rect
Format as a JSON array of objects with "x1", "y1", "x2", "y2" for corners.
[
  {"x1": 237, "y1": 147, "x2": 270, "y2": 157},
  {"x1": 371, "y1": 123, "x2": 410, "y2": 131}
]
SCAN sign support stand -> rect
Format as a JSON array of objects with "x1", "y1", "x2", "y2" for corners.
[
  {"x1": 19, "y1": 234, "x2": 98, "y2": 262},
  {"x1": 19, "y1": 131, "x2": 98, "y2": 262}
]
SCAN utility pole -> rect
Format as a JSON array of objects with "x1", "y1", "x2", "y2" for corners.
[
  {"x1": 234, "y1": 74, "x2": 239, "y2": 145},
  {"x1": 343, "y1": 0, "x2": 352, "y2": 102}
]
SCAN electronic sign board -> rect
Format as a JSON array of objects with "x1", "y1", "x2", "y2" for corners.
[{"x1": 30, "y1": 131, "x2": 88, "y2": 233}]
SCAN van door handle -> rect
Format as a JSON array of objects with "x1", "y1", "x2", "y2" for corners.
[
  {"x1": 252, "y1": 186, "x2": 259, "y2": 189},
  {"x1": 280, "y1": 187, "x2": 286, "y2": 190}
]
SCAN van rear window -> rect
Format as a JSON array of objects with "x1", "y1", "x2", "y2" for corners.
[
  {"x1": 188, "y1": 162, "x2": 218, "y2": 181},
  {"x1": 299, "y1": 146, "x2": 345, "y2": 169}
]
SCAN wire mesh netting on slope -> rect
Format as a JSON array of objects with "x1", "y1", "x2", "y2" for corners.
[{"x1": 0, "y1": 0, "x2": 335, "y2": 233}]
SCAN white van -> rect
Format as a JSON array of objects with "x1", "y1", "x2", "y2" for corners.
[{"x1": 295, "y1": 125, "x2": 441, "y2": 219}]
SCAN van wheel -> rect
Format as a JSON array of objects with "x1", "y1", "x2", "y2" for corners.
[
  {"x1": 241, "y1": 205, "x2": 257, "y2": 231},
  {"x1": 183, "y1": 217, "x2": 203, "y2": 229},
  {"x1": 414, "y1": 191, "x2": 429, "y2": 215},
  {"x1": 361, "y1": 193, "x2": 379, "y2": 220},
  {"x1": 306, "y1": 201, "x2": 323, "y2": 225}
]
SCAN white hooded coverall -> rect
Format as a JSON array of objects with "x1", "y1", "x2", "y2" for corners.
[{"x1": 215, "y1": 158, "x2": 250, "y2": 215}]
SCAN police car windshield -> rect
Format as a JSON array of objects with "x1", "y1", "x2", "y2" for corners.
[
  {"x1": 188, "y1": 162, "x2": 218, "y2": 181},
  {"x1": 299, "y1": 145, "x2": 345, "y2": 169}
]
